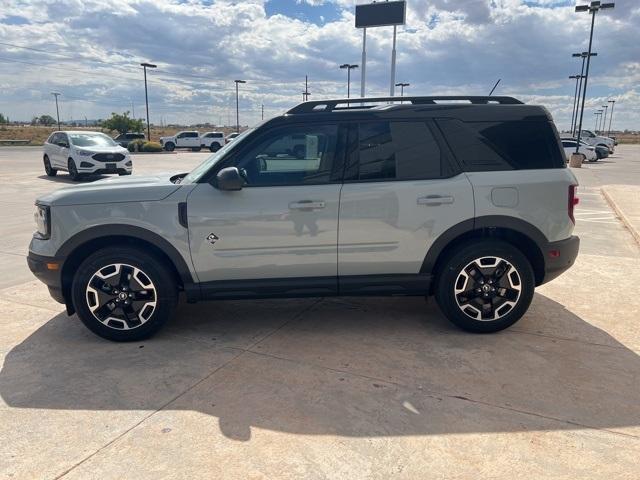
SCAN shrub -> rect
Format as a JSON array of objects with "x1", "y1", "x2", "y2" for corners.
[
  {"x1": 127, "y1": 139, "x2": 145, "y2": 152},
  {"x1": 141, "y1": 141, "x2": 163, "y2": 152}
]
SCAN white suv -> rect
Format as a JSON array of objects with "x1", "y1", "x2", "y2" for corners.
[
  {"x1": 200, "y1": 132, "x2": 225, "y2": 152},
  {"x1": 43, "y1": 131, "x2": 132, "y2": 181},
  {"x1": 159, "y1": 131, "x2": 201, "y2": 152}
]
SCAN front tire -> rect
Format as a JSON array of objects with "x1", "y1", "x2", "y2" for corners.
[
  {"x1": 435, "y1": 240, "x2": 535, "y2": 333},
  {"x1": 209, "y1": 143, "x2": 221, "y2": 152},
  {"x1": 164, "y1": 142, "x2": 175, "y2": 152},
  {"x1": 68, "y1": 158, "x2": 80, "y2": 181},
  {"x1": 71, "y1": 247, "x2": 177, "y2": 341},
  {"x1": 44, "y1": 155, "x2": 57, "y2": 176}
]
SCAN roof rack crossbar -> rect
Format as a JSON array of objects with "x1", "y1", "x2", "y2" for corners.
[{"x1": 287, "y1": 96, "x2": 523, "y2": 114}]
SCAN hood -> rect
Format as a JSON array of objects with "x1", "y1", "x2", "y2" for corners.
[
  {"x1": 73, "y1": 145, "x2": 129, "y2": 154},
  {"x1": 37, "y1": 173, "x2": 183, "y2": 207}
]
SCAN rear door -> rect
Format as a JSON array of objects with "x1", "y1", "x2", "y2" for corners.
[
  {"x1": 337, "y1": 119, "x2": 474, "y2": 291},
  {"x1": 187, "y1": 122, "x2": 346, "y2": 292}
]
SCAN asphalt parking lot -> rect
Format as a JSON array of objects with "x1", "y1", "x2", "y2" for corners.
[{"x1": 1, "y1": 146, "x2": 639, "y2": 479}]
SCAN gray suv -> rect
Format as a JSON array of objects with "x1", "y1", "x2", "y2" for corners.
[{"x1": 28, "y1": 96, "x2": 580, "y2": 341}]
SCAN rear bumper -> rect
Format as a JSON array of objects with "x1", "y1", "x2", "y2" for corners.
[
  {"x1": 541, "y1": 235, "x2": 580, "y2": 284},
  {"x1": 27, "y1": 251, "x2": 66, "y2": 304}
]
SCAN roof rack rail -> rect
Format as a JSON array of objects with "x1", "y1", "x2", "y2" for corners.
[{"x1": 287, "y1": 96, "x2": 523, "y2": 114}]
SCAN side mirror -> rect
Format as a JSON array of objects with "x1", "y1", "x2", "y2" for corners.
[{"x1": 215, "y1": 167, "x2": 245, "y2": 191}]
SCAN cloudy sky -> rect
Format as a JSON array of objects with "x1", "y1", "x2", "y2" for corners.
[{"x1": 0, "y1": 0, "x2": 637, "y2": 130}]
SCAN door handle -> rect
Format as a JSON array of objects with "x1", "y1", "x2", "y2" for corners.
[
  {"x1": 289, "y1": 200, "x2": 326, "y2": 210},
  {"x1": 417, "y1": 195, "x2": 454, "y2": 206}
]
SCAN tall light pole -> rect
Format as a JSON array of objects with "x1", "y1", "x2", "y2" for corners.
[
  {"x1": 234, "y1": 80, "x2": 246, "y2": 133},
  {"x1": 339, "y1": 64, "x2": 358, "y2": 98},
  {"x1": 601, "y1": 104, "x2": 609, "y2": 134},
  {"x1": 574, "y1": 1, "x2": 614, "y2": 153},
  {"x1": 302, "y1": 75, "x2": 311, "y2": 101},
  {"x1": 140, "y1": 62, "x2": 157, "y2": 141},
  {"x1": 569, "y1": 75, "x2": 583, "y2": 134},
  {"x1": 51, "y1": 92, "x2": 61, "y2": 130},
  {"x1": 594, "y1": 110, "x2": 602, "y2": 131},
  {"x1": 395, "y1": 82, "x2": 410, "y2": 97},
  {"x1": 607, "y1": 99, "x2": 616, "y2": 136},
  {"x1": 571, "y1": 52, "x2": 596, "y2": 136}
]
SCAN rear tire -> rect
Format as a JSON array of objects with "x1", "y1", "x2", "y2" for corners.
[
  {"x1": 209, "y1": 143, "x2": 221, "y2": 152},
  {"x1": 71, "y1": 247, "x2": 178, "y2": 341},
  {"x1": 164, "y1": 142, "x2": 175, "y2": 152},
  {"x1": 68, "y1": 158, "x2": 80, "y2": 181},
  {"x1": 44, "y1": 155, "x2": 57, "y2": 176},
  {"x1": 435, "y1": 240, "x2": 535, "y2": 333}
]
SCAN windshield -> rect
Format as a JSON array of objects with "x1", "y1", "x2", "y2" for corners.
[
  {"x1": 182, "y1": 128, "x2": 254, "y2": 184},
  {"x1": 70, "y1": 133, "x2": 118, "y2": 147}
]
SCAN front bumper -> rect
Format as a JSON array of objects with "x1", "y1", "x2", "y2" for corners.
[
  {"x1": 27, "y1": 251, "x2": 66, "y2": 304},
  {"x1": 541, "y1": 235, "x2": 580, "y2": 284}
]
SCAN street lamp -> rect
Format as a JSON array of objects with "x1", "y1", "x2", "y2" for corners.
[
  {"x1": 571, "y1": 52, "x2": 597, "y2": 136},
  {"x1": 601, "y1": 104, "x2": 609, "y2": 135},
  {"x1": 51, "y1": 92, "x2": 61, "y2": 131},
  {"x1": 140, "y1": 62, "x2": 157, "y2": 141},
  {"x1": 395, "y1": 82, "x2": 410, "y2": 97},
  {"x1": 607, "y1": 99, "x2": 616, "y2": 136},
  {"x1": 339, "y1": 64, "x2": 358, "y2": 98},
  {"x1": 568, "y1": 75, "x2": 584, "y2": 134},
  {"x1": 594, "y1": 110, "x2": 602, "y2": 132},
  {"x1": 234, "y1": 80, "x2": 246, "y2": 133},
  {"x1": 574, "y1": 1, "x2": 614, "y2": 153}
]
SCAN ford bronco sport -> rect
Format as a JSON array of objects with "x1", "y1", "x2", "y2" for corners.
[{"x1": 28, "y1": 96, "x2": 580, "y2": 341}]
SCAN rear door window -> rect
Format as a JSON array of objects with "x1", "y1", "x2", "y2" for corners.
[
  {"x1": 346, "y1": 121, "x2": 445, "y2": 182},
  {"x1": 436, "y1": 119, "x2": 565, "y2": 170}
]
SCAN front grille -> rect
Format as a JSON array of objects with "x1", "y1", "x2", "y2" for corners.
[{"x1": 92, "y1": 153, "x2": 125, "y2": 162}]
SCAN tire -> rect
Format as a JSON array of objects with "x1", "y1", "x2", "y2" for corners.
[
  {"x1": 164, "y1": 142, "x2": 175, "y2": 152},
  {"x1": 43, "y1": 155, "x2": 57, "y2": 176},
  {"x1": 119, "y1": 171, "x2": 132, "y2": 176},
  {"x1": 71, "y1": 247, "x2": 178, "y2": 341},
  {"x1": 67, "y1": 158, "x2": 80, "y2": 181},
  {"x1": 209, "y1": 143, "x2": 221, "y2": 153},
  {"x1": 435, "y1": 240, "x2": 535, "y2": 333}
]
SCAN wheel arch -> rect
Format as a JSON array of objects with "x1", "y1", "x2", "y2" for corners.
[
  {"x1": 58, "y1": 225, "x2": 197, "y2": 313},
  {"x1": 422, "y1": 216, "x2": 547, "y2": 291}
]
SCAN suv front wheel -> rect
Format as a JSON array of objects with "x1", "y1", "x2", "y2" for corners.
[
  {"x1": 71, "y1": 247, "x2": 177, "y2": 341},
  {"x1": 435, "y1": 240, "x2": 534, "y2": 333}
]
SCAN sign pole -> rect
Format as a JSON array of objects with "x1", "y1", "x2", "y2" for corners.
[
  {"x1": 361, "y1": 27, "x2": 367, "y2": 98},
  {"x1": 390, "y1": 25, "x2": 397, "y2": 96}
]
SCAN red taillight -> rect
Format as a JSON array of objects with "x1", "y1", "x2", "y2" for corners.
[{"x1": 568, "y1": 185, "x2": 579, "y2": 224}]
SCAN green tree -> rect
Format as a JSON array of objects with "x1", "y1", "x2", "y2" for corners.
[
  {"x1": 101, "y1": 111, "x2": 144, "y2": 135},
  {"x1": 38, "y1": 115, "x2": 57, "y2": 126},
  {"x1": 0, "y1": 113, "x2": 6, "y2": 124}
]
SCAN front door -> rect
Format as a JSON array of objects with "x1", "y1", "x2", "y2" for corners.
[
  {"x1": 187, "y1": 123, "x2": 345, "y2": 296},
  {"x1": 54, "y1": 133, "x2": 70, "y2": 168}
]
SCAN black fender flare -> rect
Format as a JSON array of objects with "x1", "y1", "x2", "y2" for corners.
[{"x1": 420, "y1": 215, "x2": 549, "y2": 274}]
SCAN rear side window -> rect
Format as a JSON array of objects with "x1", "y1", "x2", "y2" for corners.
[
  {"x1": 347, "y1": 121, "x2": 444, "y2": 181},
  {"x1": 436, "y1": 119, "x2": 564, "y2": 171}
]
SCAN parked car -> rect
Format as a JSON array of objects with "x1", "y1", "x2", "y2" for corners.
[
  {"x1": 113, "y1": 132, "x2": 145, "y2": 148},
  {"x1": 42, "y1": 131, "x2": 132, "y2": 181},
  {"x1": 159, "y1": 131, "x2": 201, "y2": 151},
  {"x1": 579, "y1": 130, "x2": 615, "y2": 153},
  {"x1": 561, "y1": 138, "x2": 598, "y2": 162},
  {"x1": 28, "y1": 95, "x2": 579, "y2": 341},
  {"x1": 594, "y1": 145, "x2": 609, "y2": 159},
  {"x1": 200, "y1": 132, "x2": 225, "y2": 152},
  {"x1": 226, "y1": 132, "x2": 240, "y2": 143}
]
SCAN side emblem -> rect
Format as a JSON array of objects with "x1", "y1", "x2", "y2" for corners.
[{"x1": 206, "y1": 233, "x2": 220, "y2": 245}]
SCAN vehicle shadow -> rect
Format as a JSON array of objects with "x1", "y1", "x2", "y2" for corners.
[
  {"x1": 0, "y1": 293, "x2": 638, "y2": 440},
  {"x1": 37, "y1": 174, "x2": 109, "y2": 184}
]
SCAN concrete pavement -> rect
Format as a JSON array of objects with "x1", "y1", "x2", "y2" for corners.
[
  {"x1": 602, "y1": 185, "x2": 640, "y2": 245},
  {"x1": 1, "y1": 146, "x2": 639, "y2": 479}
]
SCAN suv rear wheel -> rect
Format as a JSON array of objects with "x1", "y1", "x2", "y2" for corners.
[
  {"x1": 435, "y1": 240, "x2": 534, "y2": 333},
  {"x1": 43, "y1": 155, "x2": 57, "y2": 176},
  {"x1": 71, "y1": 247, "x2": 177, "y2": 341}
]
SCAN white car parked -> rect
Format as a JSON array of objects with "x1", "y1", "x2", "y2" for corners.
[
  {"x1": 200, "y1": 132, "x2": 225, "y2": 152},
  {"x1": 561, "y1": 138, "x2": 597, "y2": 162},
  {"x1": 159, "y1": 131, "x2": 201, "y2": 152},
  {"x1": 225, "y1": 132, "x2": 240, "y2": 143},
  {"x1": 579, "y1": 130, "x2": 615, "y2": 153},
  {"x1": 43, "y1": 131, "x2": 132, "y2": 181}
]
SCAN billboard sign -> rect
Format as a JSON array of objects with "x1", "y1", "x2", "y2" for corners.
[{"x1": 355, "y1": 1, "x2": 406, "y2": 28}]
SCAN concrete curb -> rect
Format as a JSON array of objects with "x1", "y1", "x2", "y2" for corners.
[{"x1": 602, "y1": 186, "x2": 640, "y2": 246}]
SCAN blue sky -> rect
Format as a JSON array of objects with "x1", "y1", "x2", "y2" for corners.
[{"x1": 0, "y1": 0, "x2": 638, "y2": 130}]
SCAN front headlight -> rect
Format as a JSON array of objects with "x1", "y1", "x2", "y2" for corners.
[
  {"x1": 34, "y1": 204, "x2": 50, "y2": 239},
  {"x1": 76, "y1": 149, "x2": 93, "y2": 157}
]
